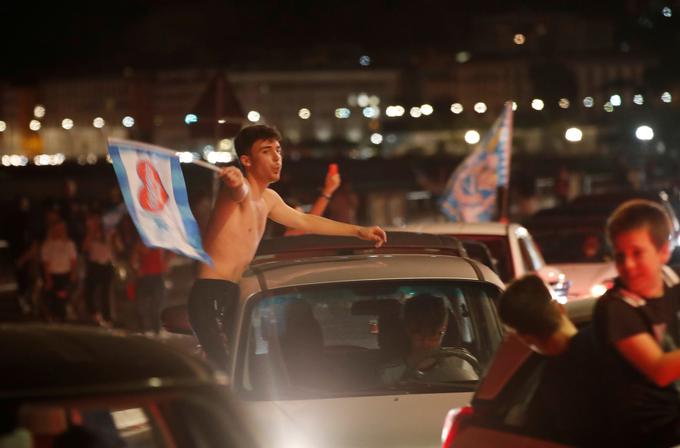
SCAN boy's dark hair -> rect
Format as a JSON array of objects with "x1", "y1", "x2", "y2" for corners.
[
  {"x1": 403, "y1": 294, "x2": 448, "y2": 337},
  {"x1": 606, "y1": 199, "x2": 671, "y2": 249},
  {"x1": 498, "y1": 275, "x2": 560, "y2": 339},
  {"x1": 234, "y1": 125, "x2": 282, "y2": 158}
]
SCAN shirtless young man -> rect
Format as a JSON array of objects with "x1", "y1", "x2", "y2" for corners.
[{"x1": 187, "y1": 125, "x2": 387, "y2": 369}]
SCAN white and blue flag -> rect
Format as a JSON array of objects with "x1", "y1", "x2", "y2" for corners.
[{"x1": 107, "y1": 138, "x2": 211, "y2": 265}]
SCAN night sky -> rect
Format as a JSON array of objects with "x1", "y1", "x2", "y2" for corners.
[{"x1": 2, "y1": 0, "x2": 677, "y2": 82}]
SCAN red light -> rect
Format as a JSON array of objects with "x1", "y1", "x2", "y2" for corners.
[{"x1": 442, "y1": 405, "x2": 474, "y2": 447}]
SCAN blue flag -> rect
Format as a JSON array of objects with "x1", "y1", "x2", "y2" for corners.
[
  {"x1": 107, "y1": 138, "x2": 211, "y2": 265},
  {"x1": 439, "y1": 102, "x2": 513, "y2": 222}
]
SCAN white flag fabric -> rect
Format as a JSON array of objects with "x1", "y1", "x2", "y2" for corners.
[{"x1": 108, "y1": 138, "x2": 211, "y2": 265}]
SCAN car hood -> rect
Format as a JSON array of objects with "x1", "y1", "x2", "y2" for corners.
[
  {"x1": 241, "y1": 392, "x2": 472, "y2": 447},
  {"x1": 553, "y1": 262, "x2": 616, "y2": 299}
]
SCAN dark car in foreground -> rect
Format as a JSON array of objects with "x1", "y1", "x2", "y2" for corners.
[
  {"x1": 0, "y1": 324, "x2": 258, "y2": 447},
  {"x1": 441, "y1": 299, "x2": 596, "y2": 448}
]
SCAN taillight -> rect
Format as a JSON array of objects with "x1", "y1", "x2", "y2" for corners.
[{"x1": 441, "y1": 405, "x2": 474, "y2": 448}]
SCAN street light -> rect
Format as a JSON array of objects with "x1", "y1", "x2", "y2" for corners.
[
  {"x1": 565, "y1": 127, "x2": 583, "y2": 142},
  {"x1": 464, "y1": 130, "x2": 480, "y2": 144},
  {"x1": 635, "y1": 125, "x2": 654, "y2": 141}
]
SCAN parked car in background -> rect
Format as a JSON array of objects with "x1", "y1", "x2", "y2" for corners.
[
  {"x1": 526, "y1": 189, "x2": 680, "y2": 299},
  {"x1": 440, "y1": 298, "x2": 596, "y2": 448},
  {"x1": 391, "y1": 222, "x2": 570, "y2": 302},
  {"x1": 165, "y1": 232, "x2": 505, "y2": 447},
  {"x1": 0, "y1": 324, "x2": 258, "y2": 447}
]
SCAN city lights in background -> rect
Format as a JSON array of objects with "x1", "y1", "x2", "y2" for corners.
[
  {"x1": 357, "y1": 93, "x2": 370, "y2": 108},
  {"x1": 33, "y1": 105, "x2": 45, "y2": 118},
  {"x1": 362, "y1": 106, "x2": 379, "y2": 118},
  {"x1": 455, "y1": 51, "x2": 471, "y2": 63},
  {"x1": 473, "y1": 102, "x2": 487, "y2": 114},
  {"x1": 93, "y1": 117, "x2": 105, "y2": 128},
  {"x1": 298, "y1": 108, "x2": 311, "y2": 119},
  {"x1": 565, "y1": 127, "x2": 583, "y2": 142},
  {"x1": 603, "y1": 102, "x2": 614, "y2": 113},
  {"x1": 0, "y1": 121, "x2": 6, "y2": 132},
  {"x1": 359, "y1": 55, "x2": 371, "y2": 66},
  {"x1": 61, "y1": 118, "x2": 74, "y2": 130},
  {"x1": 633, "y1": 94, "x2": 644, "y2": 105},
  {"x1": 531, "y1": 99, "x2": 544, "y2": 110},
  {"x1": 370, "y1": 133, "x2": 383, "y2": 144},
  {"x1": 420, "y1": 104, "x2": 434, "y2": 116},
  {"x1": 450, "y1": 103, "x2": 463, "y2": 114},
  {"x1": 511, "y1": 101, "x2": 518, "y2": 111},
  {"x1": 409, "y1": 107, "x2": 422, "y2": 118},
  {"x1": 207, "y1": 151, "x2": 233, "y2": 164},
  {"x1": 29, "y1": 120, "x2": 41, "y2": 131},
  {"x1": 385, "y1": 105, "x2": 405, "y2": 117},
  {"x1": 464, "y1": 130, "x2": 481, "y2": 144},
  {"x1": 177, "y1": 151, "x2": 196, "y2": 163},
  {"x1": 583, "y1": 97, "x2": 594, "y2": 108},
  {"x1": 1, "y1": 155, "x2": 29, "y2": 167},
  {"x1": 513, "y1": 33, "x2": 526, "y2": 45},
  {"x1": 661, "y1": 91, "x2": 672, "y2": 103},
  {"x1": 34, "y1": 153, "x2": 65, "y2": 166},
  {"x1": 122, "y1": 116, "x2": 135, "y2": 128},
  {"x1": 218, "y1": 139, "x2": 234, "y2": 151},
  {"x1": 662, "y1": 6, "x2": 672, "y2": 17},
  {"x1": 559, "y1": 98, "x2": 570, "y2": 109},
  {"x1": 610, "y1": 94, "x2": 622, "y2": 107},
  {"x1": 184, "y1": 113, "x2": 198, "y2": 124},
  {"x1": 335, "y1": 108, "x2": 351, "y2": 119},
  {"x1": 635, "y1": 125, "x2": 654, "y2": 141},
  {"x1": 247, "y1": 110, "x2": 261, "y2": 122}
]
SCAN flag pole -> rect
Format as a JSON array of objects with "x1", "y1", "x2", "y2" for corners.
[
  {"x1": 108, "y1": 137, "x2": 222, "y2": 173},
  {"x1": 498, "y1": 101, "x2": 514, "y2": 222}
]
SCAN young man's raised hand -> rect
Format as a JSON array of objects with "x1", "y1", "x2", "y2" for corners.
[
  {"x1": 219, "y1": 166, "x2": 249, "y2": 202},
  {"x1": 358, "y1": 226, "x2": 387, "y2": 248}
]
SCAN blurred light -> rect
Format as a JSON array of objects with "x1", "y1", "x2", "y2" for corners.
[
  {"x1": 420, "y1": 104, "x2": 434, "y2": 116},
  {"x1": 368, "y1": 95, "x2": 380, "y2": 106},
  {"x1": 473, "y1": 102, "x2": 487, "y2": 114},
  {"x1": 633, "y1": 94, "x2": 644, "y2": 105},
  {"x1": 386, "y1": 105, "x2": 405, "y2": 117},
  {"x1": 93, "y1": 117, "x2": 105, "y2": 128},
  {"x1": 61, "y1": 118, "x2": 74, "y2": 130},
  {"x1": 513, "y1": 33, "x2": 526, "y2": 45},
  {"x1": 583, "y1": 97, "x2": 594, "y2": 108},
  {"x1": 315, "y1": 127, "x2": 332, "y2": 142},
  {"x1": 1, "y1": 156, "x2": 9, "y2": 167},
  {"x1": 184, "y1": 113, "x2": 198, "y2": 125},
  {"x1": 450, "y1": 103, "x2": 463, "y2": 114},
  {"x1": 219, "y1": 138, "x2": 234, "y2": 151},
  {"x1": 33, "y1": 105, "x2": 45, "y2": 118},
  {"x1": 409, "y1": 107, "x2": 422, "y2": 118},
  {"x1": 531, "y1": 99, "x2": 544, "y2": 111},
  {"x1": 558, "y1": 98, "x2": 570, "y2": 109},
  {"x1": 359, "y1": 55, "x2": 371, "y2": 66},
  {"x1": 565, "y1": 127, "x2": 583, "y2": 142},
  {"x1": 207, "y1": 151, "x2": 233, "y2": 164},
  {"x1": 0, "y1": 121, "x2": 5, "y2": 132},
  {"x1": 511, "y1": 101, "x2": 518, "y2": 111},
  {"x1": 455, "y1": 51, "x2": 471, "y2": 63},
  {"x1": 106, "y1": 154, "x2": 112, "y2": 164},
  {"x1": 298, "y1": 108, "x2": 311, "y2": 120},
  {"x1": 335, "y1": 107, "x2": 351, "y2": 119},
  {"x1": 177, "y1": 151, "x2": 195, "y2": 163},
  {"x1": 603, "y1": 102, "x2": 614, "y2": 113},
  {"x1": 33, "y1": 153, "x2": 65, "y2": 166},
  {"x1": 362, "y1": 106, "x2": 379, "y2": 118},
  {"x1": 464, "y1": 130, "x2": 481, "y2": 144},
  {"x1": 347, "y1": 128, "x2": 362, "y2": 142},
  {"x1": 29, "y1": 120, "x2": 41, "y2": 131},
  {"x1": 636, "y1": 125, "x2": 654, "y2": 141},
  {"x1": 247, "y1": 110, "x2": 261, "y2": 122},
  {"x1": 357, "y1": 93, "x2": 370, "y2": 108},
  {"x1": 590, "y1": 283, "x2": 608, "y2": 297},
  {"x1": 4, "y1": 155, "x2": 28, "y2": 167},
  {"x1": 370, "y1": 133, "x2": 383, "y2": 144},
  {"x1": 662, "y1": 91, "x2": 672, "y2": 103},
  {"x1": 122, "y1": 116, "x2": 135, "y2": 128},
  {"x1": 610, "y1": 94, "x2": 622, "y2": 107},
  {"x1": 662, "y1": 6, "x2": 672, "y2": 17},
  {"x1": 86, "y1": 153, "x2": 98, "y2": 165}
]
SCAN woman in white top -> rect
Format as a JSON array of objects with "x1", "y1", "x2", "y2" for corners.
[{"x1": 40, "y1": 220, "x2": 77, "y2": 322}]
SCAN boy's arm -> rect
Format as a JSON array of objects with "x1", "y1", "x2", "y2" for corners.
[
  {"x1": 617, "y1": 333, "x2": 680, "y2": 386},
  {"x1": 203, "y1": 167, "x2": 249, "y2": 241},
  {"x1": 266, "y1": 189, "x2": 386, "y2": 247}
]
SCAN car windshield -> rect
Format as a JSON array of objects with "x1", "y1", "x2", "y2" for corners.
[
  {"x1": 530, "y1": 226, "x2": 611, "y2": 264},
  {"x1": 237, "y1": 279, "x2": 502, "y2": 400},
  {"x1": 452, "y1": 235, "x2": 513, "y2": 282}
]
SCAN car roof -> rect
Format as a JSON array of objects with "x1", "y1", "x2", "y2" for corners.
[
  {"x1": 474, "y1": 297, "x2": 596, "y2": 401},
  {"x1": 391, "y1": 221, "x2": 517, "y2": 236},
  {"x1": 243, "y1": 253, "x2": 504, "y2": 292},
  {"x1": 0, "y1": 324, "x2": 221, "y2": 399}
]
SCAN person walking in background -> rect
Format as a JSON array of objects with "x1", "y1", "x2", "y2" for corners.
[
  {"x1": 41, "y1": 221, "x2": 77, "y2": 322},
  {"x1": 82, "y1": 212, "x2": 120, "y2": 326},
  {"x1": 131, "y1": 239, "x2": 171, "y2": 335},
  {"x1": 325, "y1": 178, "x2": 359, "y2": 224},
  {"x1": 284, "y1": 163, "x2": 341, "y2": 236}
]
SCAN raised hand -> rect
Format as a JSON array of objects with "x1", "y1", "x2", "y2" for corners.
[
  {"x1": 358, "y1": 226, "x2": 387, "y2": 248},
  {"x1": 219, "y1": 166, "x2": 249, "y2": 202}
]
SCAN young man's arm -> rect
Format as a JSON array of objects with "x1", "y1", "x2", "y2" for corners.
[
  {"x1": 203, "y1": 166, "x2": 249, "y2": 241},
  {"x1": 617, "y1": 334, "x2": 680, "y2": 386},
  {"x1": 266, "y1": 189, "x2": 386, "y2": 247}
]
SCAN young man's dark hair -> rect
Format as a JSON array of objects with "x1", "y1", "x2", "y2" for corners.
[
  {"x1": 403, "y1": 294, "x2": 448, "y2": 337},
  {"x1": 498, "y1": 275, "x2": 560, "y2": 339},
  {"x1": 606, "y1": 199, "x2": 671, "y2": 249},
  {"x1": 234, "y1": 124, "x2": 282, "y2": 158}
]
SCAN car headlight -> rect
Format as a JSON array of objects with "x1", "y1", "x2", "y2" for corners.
[{"x1": 590, "y1": 283, "x2": 608, "y2": 297}]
